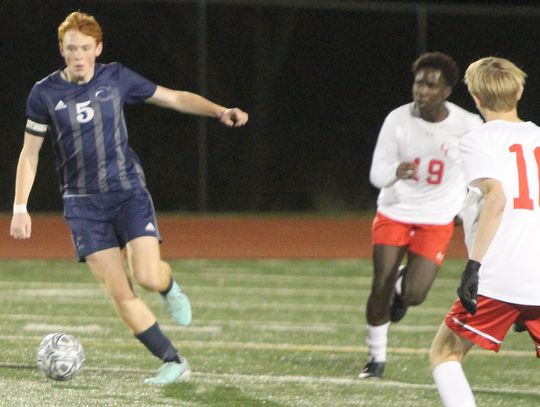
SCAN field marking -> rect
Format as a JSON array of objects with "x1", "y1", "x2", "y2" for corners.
[
  {"x1": 2, "y1": 313, "x2": 442, "y2": 333},
  {"x1": 0, "y1": 335, "x2": 533, "y2": 357},
  {"x1": 0, "y1": 363, "x2": 538, "y2": 398},
  {"x1": 22, "y1": 323, "x2": 221, "y2": 334},
  {"x1": 0, "y1": 273, "x2": 464, "y2": 290},
  {"x1": 24, "y1": 323, "x2": 103, "y2": 333},
  {"x1": 3, "y1": 291, "x2": 455, "y2": 315},
  {"x1": 1, "y1": 284, "x2": 365, "y2": 297}
]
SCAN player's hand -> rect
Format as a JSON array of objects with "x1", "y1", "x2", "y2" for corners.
[
  {"x1": 220, "y1": 108, "x2": 248, "y2": 127},
  {"x1": 10, "y1": 212, "x2": 32, "y2": 239},
  {"x1": 396, "y1": 162, "x2": 418, "y2": 179},
  {"x1": 457, "y1": 259, "x2": 481, "y2": 315}
]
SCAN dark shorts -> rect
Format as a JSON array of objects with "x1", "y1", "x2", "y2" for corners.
[{"x1": 63, "y1": 188, "x2": 161, "y2": 262}]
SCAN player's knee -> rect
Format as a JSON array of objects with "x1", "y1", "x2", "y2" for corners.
[
  {"x1": 403, "y1": 289, "x2": 428, "y2": 306},
  {"x1": 134, "y1": 274, "x2": 160, "y2": 291}
]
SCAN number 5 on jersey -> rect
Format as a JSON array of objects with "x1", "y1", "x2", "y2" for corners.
[{"x1": 76, "y1": 101, "x2": 95, "y2": 123}]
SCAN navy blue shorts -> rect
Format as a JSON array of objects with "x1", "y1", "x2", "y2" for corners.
[{"x1": 63, "y1": 188, "x2": 161, "y2": 262}]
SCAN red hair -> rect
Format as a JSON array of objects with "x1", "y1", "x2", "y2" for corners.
[{"x1": 58, "y1": 11, "x2": 103, "y2": 46}]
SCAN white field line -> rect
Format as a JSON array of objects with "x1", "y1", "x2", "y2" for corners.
[
  {"x1": 0, "y1": 274, "x2": 463, "y2": 289},
  {"x1": 0, "y1": 363, "x2": 538, "y2": 398},
  {"x1": 4, "y1": 295, "x2": 364, "y2": 311},
  {"x1": 0, "y1": 297, "x2": 462, "y2": 314},
  {"x1": 0, "y1": 280, "x2": 371, "y2": 291},
  {"x1": 0, "y1": 335, "x2": 533, "y2": 357},
  {"x1": 22, "y1": 323, "x2": 221, "y2": 334},
  {"x1": 1, "y1": 285, "x2": 364, "y2": 297},
  {"x1": 1, "y1": 289, "x2": 455, "y2": 315},
  {"x1": 2, "y1": 314, "x2": 441, "y2": 333},
  {"x1": 24, "y1": 323, "x2": 103, "y2": 333}
]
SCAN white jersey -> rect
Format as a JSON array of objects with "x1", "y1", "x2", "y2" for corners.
[
  {"x1": 459, "y1": 187, "x2": 484, "y2": 255},
  {"x1": 461, "y1": 120, "x2": 540, "y2": 305},
  {"x1": 370, "y1": 102, "x2": 483, "y2": 224}
]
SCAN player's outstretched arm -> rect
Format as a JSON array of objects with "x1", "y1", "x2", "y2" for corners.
[
  {"x1": 147, "y1": 86, "x2": 248, "y2": 127},
  {"x1": 10, "y1": 133, "x2": 44, "y2": 240}
]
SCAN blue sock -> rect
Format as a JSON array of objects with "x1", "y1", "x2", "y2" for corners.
[{"x1": 135, "y1": 322, "x2": 182, "y2": 363}]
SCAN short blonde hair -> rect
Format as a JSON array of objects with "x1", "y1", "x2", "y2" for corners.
[
  {"x1": 464, "y1": 57, "x2": 526, "y2": 112},
  {"x1": 58, "y1": 11, "x2": 103, "y2": 46}
]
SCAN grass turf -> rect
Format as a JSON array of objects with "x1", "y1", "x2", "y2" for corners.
[{"x1": 0, "y1": 259, "x2": 539, "y2": 406}]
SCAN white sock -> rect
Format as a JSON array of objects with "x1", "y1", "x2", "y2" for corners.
[
  {"x1": 433, "y1": 361, "x2": 476, "y2": 407},
  {"x1": 366, "y1": 323, "x2": 389, "y2": 362}
]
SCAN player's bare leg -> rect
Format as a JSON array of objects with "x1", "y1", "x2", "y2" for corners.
[
  {"x1": 360, "y1": 244, "x2": 407, "y2": 379},
  {"x1": 127, "y1": 236, "x2": 192, "y2": 326},
  {"x1": 366, "y1": 244, "x2": 408, "y2": 324},
  {"x1": 390, "y1": 252, "x2": 439, "y2": 323},
  {"x1": 126, "y1": 236, "x2": 169, "y2": 292},
  {"x1": 87, "y1": 247, "x2": 190, "y2": 384},
  {"x1": 430, "y1": 323, "x2": 476, "y2": 406},
  {"x1": 86, "y1": 247, "x2": 156, "y2": 332}
]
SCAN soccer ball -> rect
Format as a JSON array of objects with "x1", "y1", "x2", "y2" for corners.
[{"x1": 36, "y1": 332, "x2": 85, "y2": 381}]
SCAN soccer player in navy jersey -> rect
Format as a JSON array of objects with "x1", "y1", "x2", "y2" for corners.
[{"x1": 10, "y1": 11, "x2": 248, "y2": 385}]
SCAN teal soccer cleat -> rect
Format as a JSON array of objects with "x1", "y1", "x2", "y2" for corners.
[
  {"x1": 163, "y1": 281, "x2": 192, "y2": 326},
  {"x1": 144, "y1": 359, "x2": 191, "y2": 385}
]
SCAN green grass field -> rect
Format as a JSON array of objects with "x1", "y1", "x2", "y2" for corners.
[{"x1": 1, "y1": 259, "x2": 539, "y2": 406}]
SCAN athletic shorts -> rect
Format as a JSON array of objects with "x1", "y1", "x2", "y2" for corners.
[
  {"x1": 371, "y1": 212, "x2": 454, "y2": 266},
  {"x1": 63, "y1": 188, "x2": 161, "y2": 262},
  {"x1": 445, "y1": 295, "x2": 540, "y2": 356}
]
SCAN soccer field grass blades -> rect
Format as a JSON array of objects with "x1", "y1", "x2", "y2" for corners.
[
  {"x1": 144, "y1": 359, "x2": 191, "y2": 385},
  {"x1": 163, "y1": 281, "x2": 192, "y2": 326}
]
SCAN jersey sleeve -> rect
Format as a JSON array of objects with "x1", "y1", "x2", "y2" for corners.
[
  {"x1": 118, "y1": 64, "x2": 158, "y2": 104},
  {"x1": 369, "y1": 112, "x2": 401, "y2": 189},
  {"x1": 460, "y1": 129, "x2": 500, "y2": 187},
  {"x1": 25, "y1": 84, "x2": 49, "y2": 137}
]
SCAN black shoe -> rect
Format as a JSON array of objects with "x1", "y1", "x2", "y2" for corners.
[
  {"x1": 390, "y1": 266, "x2": 409, "y2": 323},
  {"x1": 358, "y1": 360, "x2": 385, "y2": 379},
  {"x1": 390, "y1": 294, "x2": 409, "y2": 323},
  {"x1": 513, "y1": 321, "x2": 527, "y2": 332}
]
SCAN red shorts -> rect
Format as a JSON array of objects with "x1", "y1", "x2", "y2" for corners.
[
  {"x1": 371, "y1": 212, "x2": 454, "y2": 266},
  {"x1": 445, "y1": 295, "x2": 540, "y2": 356}
]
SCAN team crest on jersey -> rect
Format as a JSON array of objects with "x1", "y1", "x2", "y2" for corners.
[
  {"x1": 54, "y1": 100, "x2": 67, "y2": 111},
  {"x1": 440, "y1": 139, "x2": 459, "y2": 160},
  {"x1": 95, "y1": 86, "x2": 113, "y2": 101}
]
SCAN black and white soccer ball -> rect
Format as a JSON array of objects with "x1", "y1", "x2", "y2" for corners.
[{"x1": 36, "y1": 332, "x2": 85, "y2": 381}]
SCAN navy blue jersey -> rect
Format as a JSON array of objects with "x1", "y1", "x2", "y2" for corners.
[{"x1": 25, "y1": 62, "x2": 157, "y2": 195}]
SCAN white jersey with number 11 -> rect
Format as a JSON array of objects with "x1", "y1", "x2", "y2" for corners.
[{"x1": 461, "y1": 120, "x2": 540, "y2": 305}]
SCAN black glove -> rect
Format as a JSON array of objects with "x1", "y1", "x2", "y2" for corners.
[{"x1": 457, "y1": 260, "x2": 481, "y2": 315}]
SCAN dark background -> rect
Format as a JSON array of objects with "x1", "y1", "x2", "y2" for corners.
[{"x1": 3, "y1": 0, "x2": 540, "y2": 213}]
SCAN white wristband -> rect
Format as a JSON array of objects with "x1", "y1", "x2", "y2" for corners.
[{"x1": 13, "y1": 204, "x2": 27, "y2": 214}]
